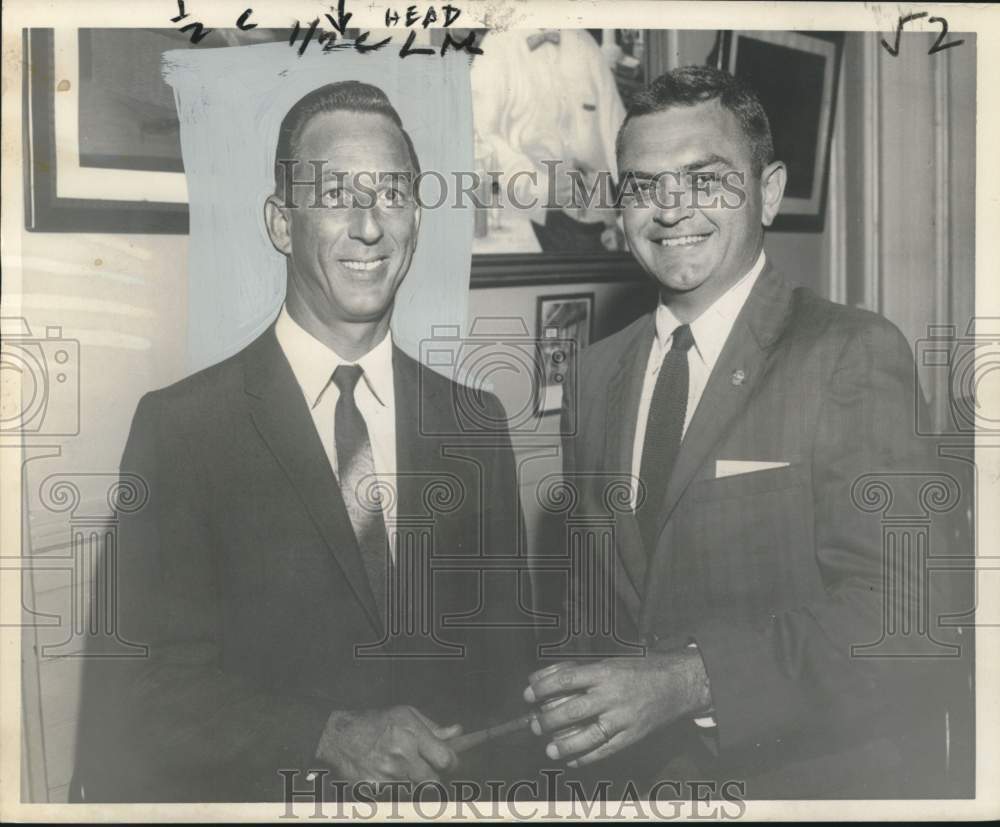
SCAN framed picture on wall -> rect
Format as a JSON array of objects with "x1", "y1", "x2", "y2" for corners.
[
  {"x1": 535, "y1": 293, "x2": 594, "y2": 415},
  {"x1": 457, "y1": 27, "x2": 651, "y2": 286},
  {"x1": 23, "y1": 28, "x2": 282, "y2": 233},
  {"x1": 718, "y1": 30, "x2": 845, "y2": 232}
]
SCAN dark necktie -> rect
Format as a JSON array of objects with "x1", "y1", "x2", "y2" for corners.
[
  {"x1": 637, "y1": 324, "x2": 695, "y2": 552},
  {"x1": 332, "y1": 365, "x2": 389, "y2": 621}
]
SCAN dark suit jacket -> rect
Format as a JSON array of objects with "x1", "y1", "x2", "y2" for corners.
[
  {"x1": 74, "y1": 327, "x2": 539, "y2": 802},
  {"x1": 561, "y1": 262, "x2": 960, "y2": 798}
]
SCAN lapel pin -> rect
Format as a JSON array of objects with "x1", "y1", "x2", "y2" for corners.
[{"x1": 731, "y1": 369, "x2": 746, "y2": 387}]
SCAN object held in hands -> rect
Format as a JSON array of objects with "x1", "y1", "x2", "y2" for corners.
[{"x1": 447, "y1": 712, "x2": 535, "y2": 753}]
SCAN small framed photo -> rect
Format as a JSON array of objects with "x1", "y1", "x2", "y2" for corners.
[
  {"x1": 719, "y1": 31, "x2": 845, "y2": 232},
  {"x1": 535, "y1": 293, "x2": 595, "y2": 416}
]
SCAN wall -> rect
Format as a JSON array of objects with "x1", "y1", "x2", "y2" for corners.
[
  {"x1": 14, "y1": 230, "x2": 190, "y2": 802},
  {"x1": 842, "y1": 32, "x2": 976, "y2": 421}
]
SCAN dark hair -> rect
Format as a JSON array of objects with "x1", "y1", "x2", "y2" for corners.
[
  {"x1": 616, "y1": 66, "x2": 774, "y2": 176},
  {"x1": 273, "y1": 81, "x2": 420, "y2": 192}
]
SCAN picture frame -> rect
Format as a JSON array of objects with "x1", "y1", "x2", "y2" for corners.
[
  {"x1": 23, "y1": 28, "x2": 190, "y2": 233},
  {"x1": 23, "y1": 28, "x2": 283, "y2": 234},
  {"x1": 718, "y1": 30, "x2": 845, "y2": 232},
  {"x1": 464, "y1": 28, "x2": 652, "y2": 286},
  {"x1": 534, "y1": 292, "x2": 595, "y2": 416}
]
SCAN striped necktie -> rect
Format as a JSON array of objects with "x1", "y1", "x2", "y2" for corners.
[{"x1": 332, "y1": 364, "x2": 390, "y2": 620}]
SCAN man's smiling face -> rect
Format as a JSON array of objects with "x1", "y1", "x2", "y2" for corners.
[
  {"x1": 272, "y1": 111, "x2": 420, "y2": 327},
  {"x1": 618, "y1": 100, "x2": 780, "y2": 311}
]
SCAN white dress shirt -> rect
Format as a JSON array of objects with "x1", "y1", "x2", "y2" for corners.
[
  {"x1": 275, "y1": 306, "x2": 398, "y2": 559},
  {"x1": 629, "y1": 250, "x2": 767, "y2": 509}
]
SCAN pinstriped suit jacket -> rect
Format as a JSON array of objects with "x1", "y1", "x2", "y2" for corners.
[{"x1": 561, "y1": 262, "x2": 959, "y2": 798}]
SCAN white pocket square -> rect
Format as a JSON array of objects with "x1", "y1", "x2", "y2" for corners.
[{"x1": 715, "y1": 460, "x2": 790, "y2": 479}]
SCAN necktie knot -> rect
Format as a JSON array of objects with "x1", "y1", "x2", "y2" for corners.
[
  {"x1": 332, "y1": 364, "x2": 364, "y2": 395},
  {"x1": 671, "y1": 324, "x2": 695, "y2": 353}
]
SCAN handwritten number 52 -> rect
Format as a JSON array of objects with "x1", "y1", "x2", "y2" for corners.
[{"x1": 882, "y1": 12, "x2": 965, "y2": 57}]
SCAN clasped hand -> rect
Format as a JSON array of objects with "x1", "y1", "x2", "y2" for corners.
[
  {"x1": 317, "y1": 705, "x2": 461, "y2": 785},
  {"x1": 523, "y1": 650, "x2": 711, "y2": 767}
]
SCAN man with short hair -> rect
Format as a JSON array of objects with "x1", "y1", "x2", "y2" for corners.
[
  {"x1": 528, "y1": 66, "x2": 956, "y2": 798},
  {"x1": 75, "y1": 81, "x2": 537, "y2": 802}
]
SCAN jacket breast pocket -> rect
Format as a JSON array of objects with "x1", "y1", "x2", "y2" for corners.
[{"x1": 688, "y1": 461, "x2": 809, "y2": 503}]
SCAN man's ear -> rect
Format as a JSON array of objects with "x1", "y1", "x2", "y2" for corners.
[
  {"x1": 759, "y1": 160, "x2": 787, "y2": 227},
  {"x1": 264, "y1": 194, "x2": 292, "y2": 255}
]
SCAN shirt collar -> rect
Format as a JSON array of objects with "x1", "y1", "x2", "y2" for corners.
[
  {"x1": 274, "y1": 305, "x2": 394, "y2": 409},
  {"x1": 654, "y1": 249, "x2": 766, "y2": 367}
]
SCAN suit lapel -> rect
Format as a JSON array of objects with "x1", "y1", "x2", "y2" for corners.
[
  {"x1": 603, "y1": 315, "x2": 656, "y2": 622},
  {"x1": 391, "y1": 347, "x2": 438, "y2": 529},
  {"x1": 242, "y1": 327, "x2": 383, "y2": 633},
  {"x1": 653, "y1": 263, "x2": 796, "y2": 542}
]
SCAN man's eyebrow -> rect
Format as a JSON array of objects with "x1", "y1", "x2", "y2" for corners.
[
  {"x1": 678, "y1": 154, "x2": 733, "y2": 172},
  {"x1": 316, "y1": 171, "x2": 414, "y2": 188},
  {"x1": 621, "y1": 169, "x2": 659, "y2": 180},
  {"x1": 622, "y1": 156, "x2": 734, "y2": 179}
]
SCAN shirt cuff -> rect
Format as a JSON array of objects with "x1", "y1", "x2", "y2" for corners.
[{"x1": 686, "y1": 641, "x2": 717, "y2": 728}]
